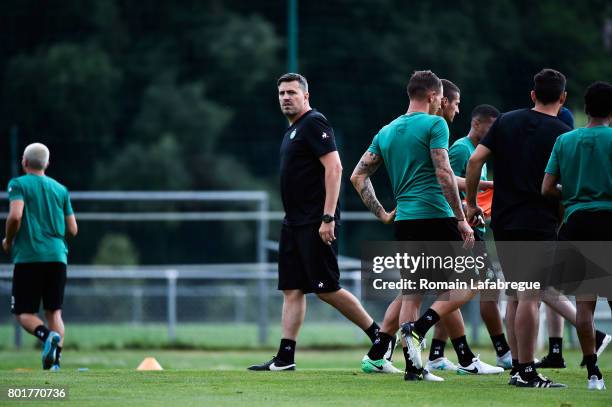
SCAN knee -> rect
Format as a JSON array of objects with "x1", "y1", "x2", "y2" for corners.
[
  {"x1": 316, "y1": 291, "x2": 333, "y2": 302},
  {"x1": 283, "y1": 290, "x2": 304, "y2": 303},
  {"x1": 45, "y1": 309, "x2": 62, "y2": 322}
]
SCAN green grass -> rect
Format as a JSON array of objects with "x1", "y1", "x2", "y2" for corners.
[
  {"x1": 0, "y1": 348, "x2": 610, "y2": 406},
  {"x1": 0, "y1": 323, "x2": 373, "y2": 350}
]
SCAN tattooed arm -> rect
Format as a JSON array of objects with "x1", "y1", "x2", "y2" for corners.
[
  {"x1": 350, "y1": 151, "x2": 395, "y2": 224},
  {"x1": 431, "y1": 148, "x2": 474, "y2": 246}
]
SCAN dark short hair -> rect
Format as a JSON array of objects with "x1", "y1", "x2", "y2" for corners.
[
  {"x1": 584, "y1": 81, "x2": 612, "y2": 118},
  {"x1": 277, "y1": 73, "x2": 308, "y2": 92},
  {"x1": 533, "y1": 69, "x2": 566, "y2": 104},
  {"x1": 471, "y1": 104, "x2": 500, "y2": 120},
  {"x1": 441, "y1": 79, "x2": 460, "y2": 101},
  {"x1": 407, "y1": 70, "x2": 442, "y2": 99}
]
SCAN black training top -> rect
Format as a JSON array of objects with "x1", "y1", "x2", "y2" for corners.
[
  {"x1": 280, "y1": 109, "x2": 340, "y2": 226},
  {"x1": 481, "y1": 108, "x2": 571, "y2": 233}
]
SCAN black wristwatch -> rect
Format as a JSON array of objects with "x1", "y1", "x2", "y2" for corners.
[{"x1": 321, "y1": 214, "x2": 335, "y2": 223}]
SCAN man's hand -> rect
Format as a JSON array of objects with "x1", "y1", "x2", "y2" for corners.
[
  {"x1": 319, "y1": 221, "x2": 336, "y2": 245},
  {"x1": 380, "y1": 208, "x2": 396, "y2": 224},
  {"x1": 457, "y1": 220, "x2": 475, "y2": 249},
  {"x1": 465, "y1": 203, "x2": 484, "y2": 227},
  {"x1": 2, "y1": 238, "x2": 11, "y2": 254}
]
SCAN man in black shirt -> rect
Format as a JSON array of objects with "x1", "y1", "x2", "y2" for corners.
[
  {"x1": 465, "y1": 69, "x2": 569, "y2": 388},
  {"x1": 248, "y1": 73, "x2": 388, "y2": 372}
]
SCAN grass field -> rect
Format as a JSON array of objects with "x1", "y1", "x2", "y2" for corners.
[{"x1": 0, "y1": 348, "x2": 610, "y2": 406}]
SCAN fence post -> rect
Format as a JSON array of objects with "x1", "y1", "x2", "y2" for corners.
[
  {"x1": 166, "y1": 269, "x2": 178, "y2": 343},
  {"x1": 257, "y1": 195, "x2": 269, "y2": 345}
]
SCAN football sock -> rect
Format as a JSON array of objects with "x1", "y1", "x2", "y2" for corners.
[
  {"x1": 413, "y1": 309, "x2": 440, "y2": 337},
  {"x1": 583, "y1": 354, "x2": 602, "y2": 380},
  {"x1": 451, "y1": 335, "x2": 476, "y2": 367},
  {"x1": 277, "y1": 338, "x2": 296, "y2": 364},
  {"x1": 34, "y1": 325, "x2": 50, "y2": 342},
  {"x1": 511, "y1": 358, "x2": 519, "y2": 375},
  {"x1": 429, "y1": 338, "x2": 446, "y2": 361},
  {"x1": 491, "y1": 334, "x2": 510, "y2": 357},
  {"x1": 519, "y1": 361, "x2": 537, "y2": 381},
  {"x1": 548, "y1": 337, "x2": 563, "y2": 358},
  {"x1": 367, "y1": 332, "x2": 393, "y2": 360},
  {"x1": 364, "y1": 321, "x2": 381, "y2": 344}
]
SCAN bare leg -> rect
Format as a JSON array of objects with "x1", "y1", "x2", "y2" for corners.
[
  {"x1": 317, "y1": 288, "x2": 373, "y2": 330},
  {"x1": 15, "y1": 313, "x2": 44, "y2": 335},
  {"x1": 505, "y1": 298, "x2": 518, "y2": 357},
  {"x1": 543, "y1": 292, "x2": 577, "y2": 327},
  {"x1": 380, "y1": 296, "x2": 401, "y2": 335},
  {"x1": 515, "y1": 292, "x2": 540, "y2": 364},
  {"x1": 430, "y1": 289, "x2": 477, "y2": 316},
  {"x1": 576, "y1": 299, "x2": 597, "y2": 356},
  {"x1": 432, "y1": 323, "x2": 449, "y2": 343},
  {"x1": 480, "y1": 301, "x2": 504, "y2": 336},
  {"x1": 45, "y1": 310, "x2": 64, "y2": 347},
  {"x1": 545, "y1": 305, "x2": 564, "y2": 338},
  {"x1": 281, "y1": 290, "x2": 306, "y2": 340},
  {"x1": 441, "y1": 309, "x2": 465, "y2": 339}
]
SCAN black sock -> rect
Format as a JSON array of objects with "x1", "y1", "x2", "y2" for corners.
[
  {"x1": 451, "y1": 335, "x2": 476, "y2": 367},
  {"x1": 519, "y1": 361, "x2": 537, "y2": 381},
  {"x1": 548, "y1": 337, "x2": 563, "y2": 358},
  {"x1": 413, "y1": 309, "x2": 440, "y2": 337},
  {"x1": 55, "y1": 346, "x2": 62, "y2": 366},
  {"x1": 276, "y1": 338, "x2": 296, "y2": 364},
  {"x1": 583, "y1": 354, "x2": 602, "y2": 380},
  {"x1": 511, "y1": 359, "x2": 519, "y2": 375},
  {"x1": 34, "y1": 325, "x2": 50, "y2": 342},
  {"x1": 595, "y1": 330, "x2": 606, "y2": 349},
  {"x1": 491, "y1": 334, "x2": 510, "y2": 357},
  {"x1": 402, "y1": 347, "x2": 418, "y2": 372},
  {"x1": 367, "y1": 332, "x2": 393, "y2": 360},
  {"x1": 364, "y1": 321, "x2": 380, "y2": 344},
  {"x1": 429, "y1": 338, "x2": 446, "y2": 361}
]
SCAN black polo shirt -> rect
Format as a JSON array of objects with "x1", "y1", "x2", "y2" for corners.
[
  {"x1": 481, "y1": 108, "x2": 571, "y2": 233},
  {"x1": 280, "y1": 109, "x2": 340, "y2": 226}
]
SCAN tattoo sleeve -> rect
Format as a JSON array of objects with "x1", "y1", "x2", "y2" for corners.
[
  {"x1": 430, "y1": 149, "x2": 465, "y2": 221},
  {"x1": 351, "y1": 152, "x2": 385, "y2": 219}
]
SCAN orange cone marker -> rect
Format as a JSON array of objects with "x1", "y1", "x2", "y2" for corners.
[{"x1": 136, "y1": 357, "x2": 163, "y2": 371}]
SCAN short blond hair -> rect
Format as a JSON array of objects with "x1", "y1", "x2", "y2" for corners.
[{"x1": 23, "y1": 143, "x2": 50, "y2": 170}]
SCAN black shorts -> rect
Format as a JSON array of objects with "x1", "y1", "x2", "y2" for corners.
[
  {"x1": 394, "y1": 218, "x2": 465, "y2": 295},
  {"x1": 555, "y1": 210, "x2": 612, "y2": 298},
  {"x1": 394, "y1": 217, "x2": 462, "y2": 242},
  {"x1": 278, "y1": 224, "x2": 340, "y2": 294},
  {"x1": 557, "y1": 210, "x2": 612, "y2": 241},
  {"x1": 493, "y1": 228, "x2": 556, "y2": 297},
  {"x1": 11, "y1": 262, "x2": 67, "y2": 314}
]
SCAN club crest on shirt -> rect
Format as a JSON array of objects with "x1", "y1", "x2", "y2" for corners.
[{"x1": 290, "y1": 130, "x2": 297, "y2": 139}]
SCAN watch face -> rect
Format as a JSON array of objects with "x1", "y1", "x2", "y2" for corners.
[{"x1": 322, "y1": 215, "x2": 334, "y2": 223}]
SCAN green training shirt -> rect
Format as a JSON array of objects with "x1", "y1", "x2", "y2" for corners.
[
  {"x1": 368, "y1": 112, "x2": 454, "y2": 221},
  {"x1": 7, "y1": 174, "x2": 74, "y2": 264},
  {"x1": 545, "y1": 126, "x2": 612, "y2": 223},
  {"x1": 449, "y1": 136, "x2": 488, "y2": 233}
]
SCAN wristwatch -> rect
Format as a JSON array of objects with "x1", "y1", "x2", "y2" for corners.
[{"x1": 321, "y1": 214, "x2": 335, "y2": 223}]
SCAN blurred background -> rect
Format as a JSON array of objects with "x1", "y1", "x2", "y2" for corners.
[{"x1": 0, "y1": 0, "x2": 611, "y2": 351}]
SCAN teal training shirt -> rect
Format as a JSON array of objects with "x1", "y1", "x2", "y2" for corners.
[
  {"x1": 368, "y1": 112, "x2": 454, "y2": 221},
  {"x1": 449, "y1": 136, "x2": 488, "y2": 233},
  {"x1": 7, "y1": 174, "x2": 73, "y2": 264},
  {"x1": 545, "y1": 126, "x2": 612, "y2": 223}
]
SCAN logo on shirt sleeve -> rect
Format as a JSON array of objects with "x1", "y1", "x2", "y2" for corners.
[
  {"x1": 321, "y1": 132, "x2": 330, "y2": 140},
  {"x1": 290, "y1": 130, "x2": 297, "y2": 139}
]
